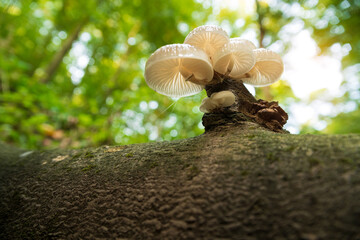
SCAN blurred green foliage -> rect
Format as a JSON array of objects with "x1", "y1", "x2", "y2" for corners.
[
  {"x1": 1, "y1": 0, "x2": 360, "y2": 149},
  {"x1": 0, "y1": 0, "x2": 213, "y2": 149},
  {"x1": 298, "y1": 0, "x2": 360, "y2": 134}
]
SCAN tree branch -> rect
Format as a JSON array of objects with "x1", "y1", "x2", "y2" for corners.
[
  {"x1": 1, "y1": 128, "x2": 360, "y2": 239},
  {"x1": 41, "y1": 18, "x2": 88, "y2": 83}
]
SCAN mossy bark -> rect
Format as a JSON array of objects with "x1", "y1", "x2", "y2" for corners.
[{"x1": 1, "y1": 123, "x2": 360, "y2": 239}]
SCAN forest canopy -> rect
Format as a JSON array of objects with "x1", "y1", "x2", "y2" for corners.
[{"x1": 1, "y1": 0, "x2": 359, "y2": 149}]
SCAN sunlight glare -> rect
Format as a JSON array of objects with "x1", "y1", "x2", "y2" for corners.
[
  {"x1": 211, "y1": 0, "x2": 255, "y2": 16},
  {"x1": 283, "y1": 30, "x2": 343, "y2": 99}
]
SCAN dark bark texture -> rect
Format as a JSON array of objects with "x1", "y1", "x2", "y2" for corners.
[
  {"x1": 205, "y1": 76, "x2": 288, "y2": 132},
  {"x1": 1, "y1": 122, "x2": 360, "y2": 239}
]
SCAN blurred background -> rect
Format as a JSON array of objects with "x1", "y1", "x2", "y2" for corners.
[{"x1": 1, "y1": 0, "x2": 359, "y2": 150}]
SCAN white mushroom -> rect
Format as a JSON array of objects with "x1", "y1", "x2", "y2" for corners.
[
  {"x1": 199, "y1": 97, "x2": 217, "y2": 113},
  {"x1": 213, "y1": 38, "x2": 256, "y2": 77},
  {"x1": 144, "y1": 44, "x2": 214, "y2": 98},
  {"x1": 231, "y1": 38, "x2": 257, "y2": 50},
  {"x1": 240, "y1": 48, "x2": 284, "y2": 86},
  {"x1": 199, "y1": 90, "x2": 236, "y2": 113},
  {"x1": 211, "y1": 91, "x2": 236, "y2": 107},
  {"x1": 184, "y1": 25, "x2": 229, "y2": 62}
]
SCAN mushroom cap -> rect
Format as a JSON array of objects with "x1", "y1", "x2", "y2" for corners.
[
  {"x1": 144, "y1": 44, "x2": 213, "y2": 98},
  {"x1": 184, "y1": 25, "x2": 229, "y2": 61},
  {"x1": 199, "y1": 97, "x2": 217, "y2": 113},
  {"x1": 211, "y1": 91, "x2": 235, "y2": 107},
  {"x1": 199, "y1": 91, "x2": 236, "y2": 113},
  {"x1": 241, "y1": 48, "x2": 284, "y2": 86},
  {"x1": 213, "y1": 38, "x2": 256, "y2": 77},
  {"x1": 231, "y1": 38, "x2": 257, "y2": 50}
]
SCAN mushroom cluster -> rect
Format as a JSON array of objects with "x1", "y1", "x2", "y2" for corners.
[{"x1": 144, "y1": 25, "x2": 284, "y2": 114}]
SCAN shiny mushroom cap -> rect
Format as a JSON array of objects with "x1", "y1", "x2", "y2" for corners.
[
  {"x1": 199, "y1": 97, "x2": 217, "y2": 113},
  {"x1": 199, "y1": 90, "x2": 235, "y2": 113},
  {"x1": 241, "y1": 48, "x2": 284, "y2": 86},
  {"x1": 211, "y1": 91, "x2": 236, "y2": 107},
  {"x1": 230, "y1": 38, "x2": 257, "y2": 50},
  {"x1": 144, "y1": 44, "x2": 214, "y2": 98},
  {"x1": 184, "y1": 25, "x2": 229, "y2": 62},
  {"x1": 213, "y1": 38, "x2": 256, "y2": 78}
]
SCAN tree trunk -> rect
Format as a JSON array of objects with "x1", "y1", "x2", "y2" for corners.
[
  {"x1": 1, "y1": 121, "x2": 360, "y2": 239},
  {"x1": 40, "y1": 18, "x2": 88, "y2": 83}
]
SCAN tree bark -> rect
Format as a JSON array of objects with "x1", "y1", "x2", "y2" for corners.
[
  {"x1": 204, "y1": 74, "x2": 288, "y2": 132},
  {"x1": 40, "y1": 18, "x2": 88, "y2": 83},
  {"x1": 1, "y1": 122, "x2": 360, "y2": 239}
]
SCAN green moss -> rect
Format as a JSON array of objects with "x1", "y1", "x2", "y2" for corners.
[
  {"x1": 82, "y1": 164, "x2": 96, "y2": 171},
  {"x1": 35, "y1": 175, "x2": 43, "y2": 181},
  {"x1": 150, "y1": 161, "x2": 159, "y2": 168},
  {"x1": 266, "y1": 152, "x2": 279, "y2": 163},
  {"x1": 285, "y1": 145, "x2": 296, "y2": 152},
  {"x1": 125, "y1": 152, "x2": 134, "y2": 157},
  {"x1": 64, "y1": 167, "x2": 73, "y2": 172},
  {"x1": 339, "y1": 158, "x2": 354, "y2": 165},
  {"x1": 71, "y1": 152, "x2": 82, "y2": 160},
  {"x1": 84, "y1": 152, "x2": 95, "y2": 158}
]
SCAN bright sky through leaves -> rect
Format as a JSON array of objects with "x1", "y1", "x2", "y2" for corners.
[{"x1": 210, "y1": 0, "x2": 353, "y2": 133}]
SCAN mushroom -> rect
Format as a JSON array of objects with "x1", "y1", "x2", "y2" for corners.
[
  {"x1": 143, "y1": 25, "x2": 288, "y2": 131},
  {"x1": 144, "y1": 44, "x2": 214, "y2": 98},
  {"x1": 199, "y1": 91, "x2": 236, "y2": 113},
  {"x1": 184, "y1": 25, "x2": 229, "y2": 63},
  {"x1": 199, "y1": 97, "x2": 217, "y2": 113},
  {"x1": 211, "y1": 91, "x2": 236, "y2": 106},
  {"x1": 239, "y1": 48, "x2": 284, "y2": 86},
  {"x1": 231, "y1": 38, "x2": 257, "y2": 50},
  {"x1": 213, "y1": 38, "x2": 256, "y2": 77}
]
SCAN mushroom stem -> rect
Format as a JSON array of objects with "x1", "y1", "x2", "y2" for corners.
[
  {"x1": 203, "y1": 73, "x2": 288, "y2": 132},
  {"x1": 205, "y1": 74, "x2": 257, "y2": 107},
  {"x1": 224, "y1": 58, "x2": 234, "y2": 76}
]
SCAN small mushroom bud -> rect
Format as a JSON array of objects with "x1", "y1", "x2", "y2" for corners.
[
  {"x1": 213, "y1": 38, "x2": 256, "y2": 78},
  {"x1": 240, "y1": 48, "x2": 284, "y2": 86},
  {"x1": 184, "y1": 25, "x2": 230, "y2": 62},
  {"x1": 144, "y1": 44, "x2": 214, "y2": 98},
  {"x1": 211, "y1": 91, "x2": 236, "y2": 107},
  {"x1": 199, "y1": 91, "x2": 236, "y2": 113},
  {"x1": 199, "y1": 97, "x2": 217, "y2": 113}
]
